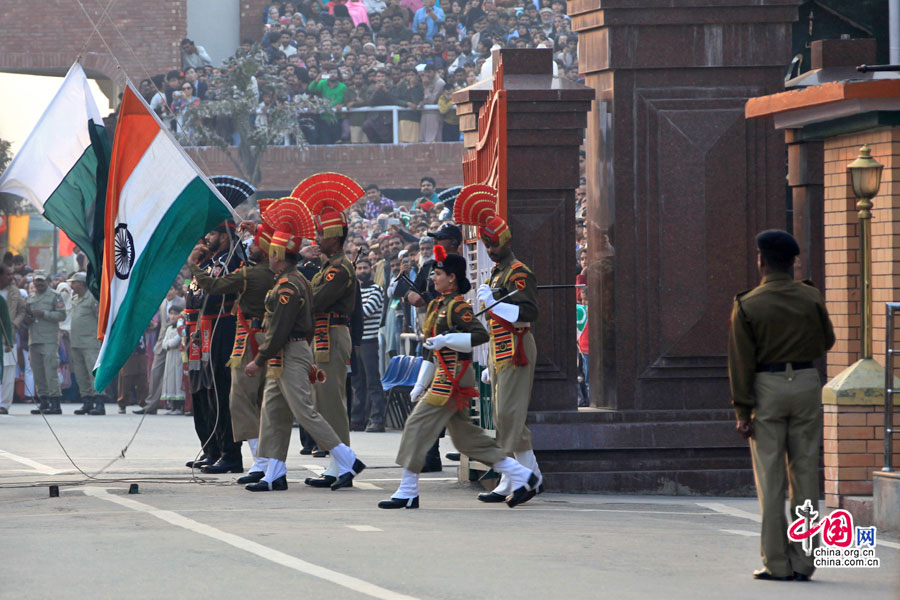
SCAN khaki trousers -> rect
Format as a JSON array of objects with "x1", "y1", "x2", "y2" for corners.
[
  {"x1": 314, "y1": 325, "x2": 351, "y2": 445},
  {"x1": 70, "y1": 345, "x2": 100, "y2": 396},
  {"x1": 491, "y1": 332, "x2": 536, "y2": 453},
  {"x1": 396, "y1": 400, "x2": 507, "y2": 474},
  {"x1": 258, "y1": 341, "x2": 342, "y2": 462},
  {"x1": 230, "y1": 350, "x2": 265, "y2": 442},
  {"x1": 30, "y1": 343, "x2": 61, "y2": 397},
  {"x1": 749, "y1": 368, "x2": 822, "y2": 578}
]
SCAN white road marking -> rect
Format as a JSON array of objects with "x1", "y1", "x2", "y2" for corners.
[
  {"x1": 879, "y1": 540, "x2": 900, "y2": 550},
  {"x1": 347, "y1": 525, "x2": 382, "y2": 532},
  {"x1": 720, "y1": 529, "x2": 758, "y2": 537},
  {"x1": 81, "y1": 488, "x2": 420, "y2": 600},
  {"x1": 353, "y1": 482, "x2": 382, "y2": 490},
  {"x1": 303, "y1": 464, "x2": 325, "y2": 475},
  {"x1": 696, "y1": 502, "x2": 762, "y2": 523},
  {"x1": 0, "y1": 449, "x2": 63, "y2": 475}
]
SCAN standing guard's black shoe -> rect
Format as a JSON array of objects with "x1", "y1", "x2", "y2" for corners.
[
  {"x1": 378, "y1": 496, "x2": 419, "y2": 509},
  {"x1": 752, "y1": 569, "x2": 794, "y2": 581},
  {"x1": 201, "y1": 458, "x2": 244, "y2": 474},
  {"x1": 313, "y1": 449, "x2": 329, "y2": 458},
  {"x1": 331, "y1": 459, "x2": 366, "y2": 490},
  {"x1": 237, "y1": 471, "x2": 265, "y2": 484},
  {"x1": 245, "y1": 475, "x2": 288, "y2": 492},
  {"x1": 793, "y1": 572, "x2": 811, "y2": 582},
  {"x1": 505, "y1": 473, "x2": 540, "y2": 508},
  {"x1": 186, "y1": 455, "x2": 215, "y2": 468}
]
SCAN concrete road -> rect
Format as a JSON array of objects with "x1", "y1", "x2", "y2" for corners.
[{"x1": 1, "y1": 404, "x2": 898, "y2": 600}]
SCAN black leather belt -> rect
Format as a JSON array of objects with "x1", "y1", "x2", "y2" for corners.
[{"x1": 756, "y1": 361, "x2": 814, "y2": 373}]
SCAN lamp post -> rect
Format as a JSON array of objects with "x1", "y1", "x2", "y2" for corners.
[{"x1": 848, "y1": 144, "x2": 884, "y2": 359}]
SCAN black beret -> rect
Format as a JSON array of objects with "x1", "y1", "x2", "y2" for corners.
[
  {"x1": 434, "y1": 252, "x2": 471, "y2": 295},
  {"x1": 756, "y1": 229, "x2": 799, "y2": 258}
]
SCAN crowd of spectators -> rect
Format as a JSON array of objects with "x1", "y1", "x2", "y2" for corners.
[{"x1": 140, "y1": 0, "x2": 580, "y2": 145}]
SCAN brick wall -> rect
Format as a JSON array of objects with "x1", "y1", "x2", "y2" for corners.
[
  {"x1": 824, "y1": 405, "x2": 900, "y2": 506},
  {"x1": 823, "y1": 127, "x2": 898, "y2": 377},
  {"x1": 186, "y1": 142, "x2": 465, "y2": 191},
  {"x1": 0, "y1": 0, "x2": 187, "y2": 86}
]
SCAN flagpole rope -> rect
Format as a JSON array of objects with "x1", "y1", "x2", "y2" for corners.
[
  {"x1": 75, "y1": 0, "x2": 120, "y2": 62},
  {"x1": 73, "y1": 0, "x2": 125, "y2": 75}
]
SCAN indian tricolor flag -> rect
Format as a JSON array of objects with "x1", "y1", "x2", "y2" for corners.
[
  {"x1": 93, "y1": 82, "x2": 237, "y2": 392},
  {"x1": 0, "y1": 62, "x2": 110, "y2": 296}
]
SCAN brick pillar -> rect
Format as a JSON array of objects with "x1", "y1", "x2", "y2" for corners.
[{"x1": 822, "y1": 126, "x2": 900, "y2": 508}]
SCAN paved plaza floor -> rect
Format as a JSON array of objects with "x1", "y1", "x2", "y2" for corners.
[{"x1": 1, "y1": 404, "x2": 897, "y2": 599}]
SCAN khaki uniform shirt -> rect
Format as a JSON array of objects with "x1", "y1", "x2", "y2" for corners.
[
  {"x1": 190, "y1": 260, "x2": 276, "y2": 320},
  {"x1": 423, "y1": 293, "x2": 490, "y2": 362},
  {"x1": 69, "y1": 293, "x2": 100, "y2": 349},
  {"x1": 255, "y1": 268, "x2": 313, "y2": 365},
  {"x1": 487, "y1": 252, "x2": 539, "y2": 323},
  {"x1": 311, "y1": 251, "x2": 357, "y2": 316},
  {"x1": 727, "y1": 272, "x2": 836, "y2": 420},
  {"x1": 26, "y1": 289, "x2": 66, "y2": 345}
]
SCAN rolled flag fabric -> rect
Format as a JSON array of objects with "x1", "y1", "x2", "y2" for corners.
[
  {"x1": 0, "y1": 62, "x2": 111, "y2": 298},
  {"x1": 93, "y1": 82, "x2": 239, "y2": 392}
]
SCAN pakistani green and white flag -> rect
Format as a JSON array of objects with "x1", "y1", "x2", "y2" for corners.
[{"x1": 0, "y1": 62, "x2": 111, "y2": 297}]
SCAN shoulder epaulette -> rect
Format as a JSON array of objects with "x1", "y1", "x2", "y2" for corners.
[
  {"x1": 734, "y1": 288, "x2": 753, "y2": 300},
  {"x1": 801, "y1": 279, "x2": 818, "y2": 288}
]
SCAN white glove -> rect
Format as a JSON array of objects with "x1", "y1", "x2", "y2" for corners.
[
  {"x1": 476, "y1": 284, "x2": 494, "y2": 308},
  {"x1": 424, "y1": 334, "x2": 449, "y2": 350},
  {"x1": 488, "y1": 301, "x2": 519, "y2": 323},
  {"x1": 481, "y1": 368, "x2": 491, "y2": 384},
  {"x1": 443, "y1": 333, "x2": 472, "y2": 352},
  {"x1": 410, "y1": 360, "x2": 435, "y2": 402}
]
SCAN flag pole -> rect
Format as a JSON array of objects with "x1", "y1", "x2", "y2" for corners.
[{"x1": 52, "y1": 226, "x2": 58, "y2": 275}]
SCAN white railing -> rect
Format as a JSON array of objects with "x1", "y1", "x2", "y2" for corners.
[{"x1": 337, "y1": 104, "x2": 441, "y2": 144}]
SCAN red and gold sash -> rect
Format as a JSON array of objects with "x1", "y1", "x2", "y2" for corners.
[
  {"x1": 488, "y1": 312, "x2": 529, "y2": 370},
  {"x1": 228, "y1": 306, "x2": 261, "y2": 368},
  {"x1": 185, "y1": 309, "x2": 200, "y2": 370}
]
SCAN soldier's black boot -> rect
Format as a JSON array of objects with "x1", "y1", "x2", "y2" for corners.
[
  {"x1": 30, "y1": 396, "x2": 50, "y2": 414},
  {"x1": 88, "y1": 396, "x2": 106, "y2": 415},
  {"x1": 421, "y1": 439, "x2": 442, "y2": 472},
  {"x1": 73, "y1": 397, "x2": 93, "y2": 415},
  {"x1": 45, "y1": 397, "x2": 63, "y2": 415}
]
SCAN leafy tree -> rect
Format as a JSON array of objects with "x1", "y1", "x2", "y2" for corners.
[{"x1": 176, "y1": 47, "x2": 333, "y2": 186}]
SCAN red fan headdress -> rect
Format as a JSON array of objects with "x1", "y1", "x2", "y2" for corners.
[
  {"x1": 291, "y1": 172, "x2": 364, "y2": 239},
  {"x1": 453, "y1": 184, "x2": 511, "y2": 246},
  {"x1": 261, "y1": 197, "x2": 316, "y2": 260}
]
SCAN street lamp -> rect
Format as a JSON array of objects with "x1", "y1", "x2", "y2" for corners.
[{"x1": 848, "y1": 144, "x2": 884, "y2": 359}]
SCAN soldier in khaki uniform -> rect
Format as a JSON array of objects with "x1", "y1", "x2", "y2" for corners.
[
  {"x1": 25, "y1": 271, "x2": 66, "y2": 415},
  {"x1": 67, "y1": 273, "x2": 105, "y2": 415},
  {"x1": 728, "y1": 230, "x2": 835, "y2": 582},
  {"x1": 243, "y1": 197, "x2": 365, "y2": 492},
  {"x1": 188, "y1": 224, "x2": 277, "y2": 482},
  {"x1": 287, "y1": 173, "x2": 365, "y2": 484},
  {"x1": 450, "y1": 184, "x2": 545, "y2": 503},
  {"x1": 378, "y1": 248, "x2": 538, "y2": 509}
]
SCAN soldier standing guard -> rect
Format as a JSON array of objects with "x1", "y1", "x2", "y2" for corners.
[
  {"x1": 25, "y1": 271, "x2": 66, "y2": 415},
  {"x1": 291, "y1": 173, "x2": 366, "y2": 488},
  {"x1": 68, "y1": 273, "x2": 106, "y2": 416},
  {"x1": 728, "y1": 230, "x2": 835, "y2": 582},
  {"x1": 453, "y1": 185, "x2": 545, "y2": 503},
  {"x1": 378, "y1": 246, "x2": 538, "y2": 509},
  {"x1": 244, "y1": 196, "x2": 365, "y2": 491},
  {"x1": 187, "y1": 214, "x2": 276, "y2": 483}
]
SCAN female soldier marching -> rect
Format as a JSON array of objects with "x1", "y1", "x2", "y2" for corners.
[{"x1": 378, "y1": 246, "x2": 538, "y2": 509}]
